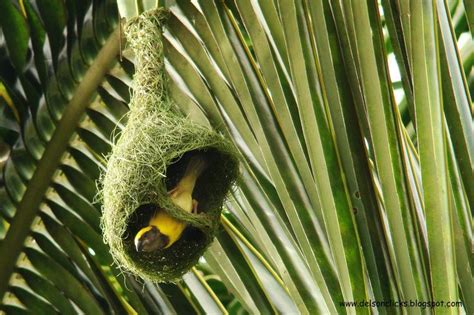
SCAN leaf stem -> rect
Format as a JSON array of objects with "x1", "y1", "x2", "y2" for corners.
[{"x1": 0, "y1": 26, "x2": 121, "y2": 300}]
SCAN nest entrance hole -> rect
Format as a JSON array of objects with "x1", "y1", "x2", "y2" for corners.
[
  {"x1": 124, "y1": 147, "x2": 237, "y2": 247},
  {"x1": 125, "y1": 203, "x2": 206, "y2": 254}
]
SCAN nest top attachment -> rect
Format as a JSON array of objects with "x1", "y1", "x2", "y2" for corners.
[{"x1": 101, "y1": 9, "x2": 239, "y2": 282}]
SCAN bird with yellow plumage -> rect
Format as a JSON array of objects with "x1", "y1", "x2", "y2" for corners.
[{"x1": 134, "y1": 155, "x2": 208, "y2": 252}]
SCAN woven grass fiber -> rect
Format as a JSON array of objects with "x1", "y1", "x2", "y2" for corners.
[{"x1": 100, "y1": 8, "x2": 240, "y2": 282}]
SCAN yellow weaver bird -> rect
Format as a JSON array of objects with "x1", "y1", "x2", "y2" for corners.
[{"x1": 134, "y1": 155, "x2": 208, "y2": 252}]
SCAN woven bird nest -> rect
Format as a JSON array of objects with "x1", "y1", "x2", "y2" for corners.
[{"x1": 100, "y1": 9, "x2": 239, "y2": 282}]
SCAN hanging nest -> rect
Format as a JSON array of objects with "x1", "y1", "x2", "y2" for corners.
[{"x1": 100, "y1": 9, "x2": 240, "y2": 282}]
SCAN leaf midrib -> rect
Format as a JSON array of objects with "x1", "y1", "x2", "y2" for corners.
[{"x1": 0, "y1": 26, "x2": 121, "y2": 300}]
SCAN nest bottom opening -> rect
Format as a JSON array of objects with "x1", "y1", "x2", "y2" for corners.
[{"x1": 121, "y1": 147, "x2": 239, "y2": 281}]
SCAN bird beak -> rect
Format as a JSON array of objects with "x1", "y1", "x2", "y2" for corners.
[{"x1": 135, "y1": 238, "x2": 144, "y2": 252}]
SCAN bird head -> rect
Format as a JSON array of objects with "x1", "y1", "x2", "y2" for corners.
[{"x1": 134, "y1": 225, "x2": 169, "y2": 252}]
